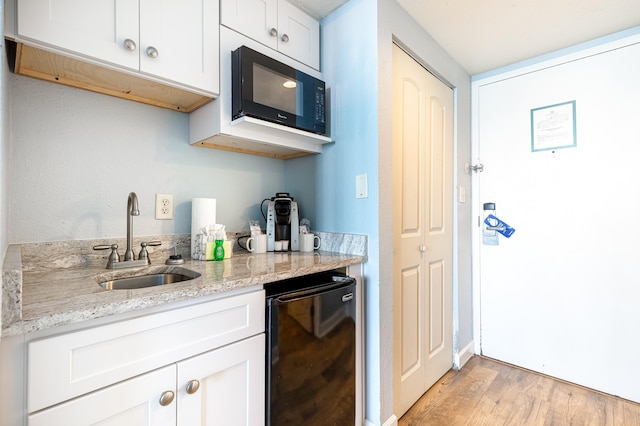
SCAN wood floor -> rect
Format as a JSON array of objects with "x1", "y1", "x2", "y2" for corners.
[{"x1": 399, "y1": 356, "x2": 640, "y2": 426}]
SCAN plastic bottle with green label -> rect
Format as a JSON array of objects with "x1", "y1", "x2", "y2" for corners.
[{"x1": 213, "y1": 240, "x2": 225, "y2": 261}]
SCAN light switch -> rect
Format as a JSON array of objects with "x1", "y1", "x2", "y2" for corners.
[
  {"x1": 458, "y1": 186, "x2": 466, "y2": 203},
  {"x1": 356, "y1": 174, "x2": 368, "y2": 199}
]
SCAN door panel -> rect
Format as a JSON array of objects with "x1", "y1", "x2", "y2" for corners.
[
  {"x1": 392, "y1": 43, "x2": 454, "y2": 417},
  {"x1": 401, "y1": 267, "x2": 420, "y2": 375},
  {"x1": 429, "y1": 260, "x2": 444, "y2": 355},
  {"x1": 429, "y1": 97, "x2": 445, "y2": 231},
  {"x1": 401, "y1": 80, "x2": 421, "y2": 233}
]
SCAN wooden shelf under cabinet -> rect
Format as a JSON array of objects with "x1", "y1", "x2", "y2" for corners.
[{"x1": 8, "y1": 42, "x2": 214, "y2": 113}]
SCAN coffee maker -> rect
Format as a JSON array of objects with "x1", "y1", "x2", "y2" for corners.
[{"x1": 265, "y1": 192, "x2": 299, "y2": 251}]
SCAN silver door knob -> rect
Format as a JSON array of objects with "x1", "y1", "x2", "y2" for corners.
[
  {"x1": 281, "y1": 33, "x2": 289, "y2": 43},
  {"x1": 146, "y1": 46, "x2": 159, "y2": 58},
  {"x1": 123, "y1": 38, "x2": 136, "y2": 51},
  {"x1": 270, "y1": 28, "x2": 278, "y2": 37},
  {"x1": 185, "y1": 379, "x2": 200, "y2": 394},
  {"x1": 419, "y1": 246, "x2": 426, "y2": 253},
  {"x1": 159, "y1": 390, "x2": 174, "y2": 406}
]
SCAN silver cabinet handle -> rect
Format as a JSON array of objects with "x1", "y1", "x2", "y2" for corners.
[
  {"x1": 270, "y1": 28, "x2": 278, "y2": 37},
  {"x1": 281, "y1": 33, "x2": 289, "y2": 43},
  {"x1": 419, "y1": 246, "x2": 426, "y2": 253},
  {"x1": 186, "y1": 379, "x2": 200, "y2": 395},
  {"x1": 146, "y1": 46, "x2": 159, "y2": 58},
  {"x1": 123, "y1": 38, "x2": 136, "y2": 51},
  {"x1": 159, "y1": 390, "x2": 174, "y2": 406}
]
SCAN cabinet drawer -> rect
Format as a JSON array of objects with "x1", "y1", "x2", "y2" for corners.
[{"x1": 28, "y1": 290, "x2": 265, "y2": 413}]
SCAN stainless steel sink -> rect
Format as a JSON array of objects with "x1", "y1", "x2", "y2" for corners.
[{"x1": 98, "y1": 270, "x2": 200, "y2": 290}]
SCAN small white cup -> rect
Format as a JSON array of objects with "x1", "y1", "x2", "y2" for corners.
[
  {"x1": 274, "y1": 240, "x2": 283, "y2": 252},
  {"x1": 247, "y1": 234, "x2": 267, "y2": 254},
  {"x1": 299, "y1": 233, "x2": 320, "y2": 252}
]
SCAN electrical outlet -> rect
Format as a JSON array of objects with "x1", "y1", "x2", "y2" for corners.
[{"x1": 155, "y1": 193, "x2": 174, "y2": 220}]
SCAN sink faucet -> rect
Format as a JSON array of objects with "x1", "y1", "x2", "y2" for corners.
[
  {"x1": 93, "y1": 192, "x2": 162, "y2": 269},
  {"x1": 124, "y1": 192, "x2": 140, "y2": 261}
]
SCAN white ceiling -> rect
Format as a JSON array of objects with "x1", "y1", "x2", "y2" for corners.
[{"x1": 395, "y1": 0, "x2": 640, "y2": 75}]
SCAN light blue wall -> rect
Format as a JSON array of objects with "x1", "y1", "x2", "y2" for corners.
[
  {"x1": 311, "y1": 0, "x2": 382, "y2": 422},
  {"x1": 6, "y1": 74, "x2": 289, "y2": 244}
]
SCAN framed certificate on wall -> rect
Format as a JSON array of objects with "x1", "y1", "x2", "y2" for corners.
[{"x1": 530, "y1": 100, "x2": 576, "y2": 152}]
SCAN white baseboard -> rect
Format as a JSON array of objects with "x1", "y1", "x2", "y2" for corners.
[
  {"x1": 454, "y1": 340, "x2": 475, "y2": 369},
  {"x1": 383, "y1": 415, "x2": 398, "y2": 426},
  {"x1": 365, "y1": 414, "x2": 398, "y2": 426}
]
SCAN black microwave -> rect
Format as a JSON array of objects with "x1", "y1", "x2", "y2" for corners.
[{"x1": 231, "y1": 46, "x2": 326, "y2": 135}]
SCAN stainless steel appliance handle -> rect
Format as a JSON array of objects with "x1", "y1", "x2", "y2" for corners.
[{"x1": 274, "y1": 280, "x2": 355, "y2": 303}]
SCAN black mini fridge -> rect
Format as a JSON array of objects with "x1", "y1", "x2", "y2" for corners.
[{"x1": 265, "y1": 272, "x2": 356, "y2": 425}]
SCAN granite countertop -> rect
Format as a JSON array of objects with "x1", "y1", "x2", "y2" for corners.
[{"x1": 2, "y1": 232, "x2": 366, "y2": 337}]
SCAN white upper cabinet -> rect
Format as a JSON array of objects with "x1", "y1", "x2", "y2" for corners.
[
  {"x1": 221, "y1": 0, "x2": 319, "y2": 69},
  {"x1": 221, "y1": 0, "x2": 278, "y2": 49},
  {"x1": 17, "y1": 0, "x2": 140, "y2": 70},
  {"x1": 139, "y1": 0, "x2": 219, "y2": 93},
  {"x1": 12, "y1": 0, "x2": 219, "y2": 109},
  {"x1": 276, "y1": 0, "x2": 319, "y2": 69}
]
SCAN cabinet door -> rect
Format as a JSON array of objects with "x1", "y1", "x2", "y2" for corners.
[
  {"x1": 28, "y1": 365, "x2": 177, "y2": 426},
  {"x1": 276, "y1": 0, "x2": 319, "y2": 69},
  {"x1": 16, "y1": 0, "x2": 139, "y2": 70},
  {"x1": 177, "y1": 334, "x2": 265, "y2": 426},
  {"x1": 139, "y1": 0, "x2": 219, "y2": 94},
  {"x1": 220, "y1": 0, "x2": 278, "y2": 50}
]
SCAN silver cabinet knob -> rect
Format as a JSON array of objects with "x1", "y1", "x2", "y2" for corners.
[
  {"x1": 123, "y1": 38, "x2": 137, "y2": 51},
  {"x1": 269, "y1": 28, "x2": 278, "y2": 37},
  {"x1": 159, "y1": 390, "x2": 175, "y2": 406},
  {"x1": 419, "y1": 246, "x2": 426, "y2": 253},
  {"x1": 146, "y1": 46, "x2": 159, "y2": 58},
  {"x1": 281, "y1": 33, "x2": 289, "y2": 43},
  {"x1": 186, "y1": 379, "x2": 200, "y2": 395}
]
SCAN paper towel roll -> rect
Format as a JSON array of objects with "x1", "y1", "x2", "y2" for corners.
[{"x1": 191, "y1": 198, "x2": 216, "y2": 259}]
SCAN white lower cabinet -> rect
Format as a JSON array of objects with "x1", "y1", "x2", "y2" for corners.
[
  {"x1": 177, "y1": 334, "x2": 265, "y2": 425},
  {"x1": 26, "y1": 290, "x2": 265, "y2": 425},
  {"x1": 28, "y1": 334, "x2": 265, "y2": 426},
  {"x1": 29, "y1": 364, "x2": 177, "y2": 426}
]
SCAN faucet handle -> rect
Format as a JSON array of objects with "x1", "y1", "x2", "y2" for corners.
[
  {"x1": 93, "y1": 244, "x2": 121, "y2": 268},
  {"x1": 138, "y1": 241, "x2": 162, "y2": 262}
]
